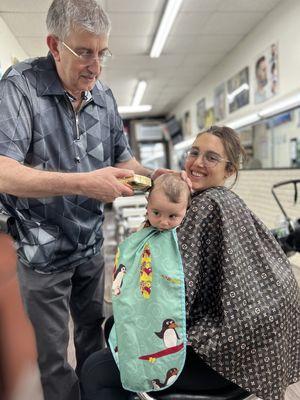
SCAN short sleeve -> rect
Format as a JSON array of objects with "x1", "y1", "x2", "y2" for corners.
[{"x1": 0, "y1": 78, "x2": 32, "y2": 162}]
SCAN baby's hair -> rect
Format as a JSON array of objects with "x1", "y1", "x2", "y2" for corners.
[{"x1": 150, "y1": 174, "x2": 191, "y2": 206}]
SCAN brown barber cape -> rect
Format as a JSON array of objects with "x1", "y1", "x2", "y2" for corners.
[{"x1": 177, "y1": 187, "x2": 300, "y2": 400}]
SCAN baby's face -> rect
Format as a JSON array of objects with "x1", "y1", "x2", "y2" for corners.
[{"x1": 147, "y1": 191, "x2": 187, "y2": 231}]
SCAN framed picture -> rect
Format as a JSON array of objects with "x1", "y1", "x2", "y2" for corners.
[
  {"x1": 183, "y1": 110, "x2": 192, "y2": 137},
  {"x1": 227, "y1": 67, "x2": 249, "y2": 113},
  {"x1": 214, "y1": 83, "x2": 226, "y2": 121},
  {"x1": 196, "y1": 98, "x2": 206, "y2": 130},
  {"x1": 204, "y1": 107, "x2": 215, "y2": 128},
  {"x1": 254, "y1": 43, "x2": 279, "y2": 104}
]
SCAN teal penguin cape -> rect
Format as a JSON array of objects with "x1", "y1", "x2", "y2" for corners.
[{"x1": 109, "y1": 226, "x2": 187, "y2": 393}]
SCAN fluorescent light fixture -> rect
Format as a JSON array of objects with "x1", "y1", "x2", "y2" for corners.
[
  {"x1": 228, "y1": 113, "x2": 260, "y2": 130},
  {"x1": 150, "y1": 0, "x2": 183, "y2": 58},
  {"x1": 132, "y1": 80, "x2": 147, "y2": 106},
  {"x1": 118, "y1": 105, "x2": 152, "y2": 114},
  {"x1": 258, "y1": 93, "x2": 300, "y2": 118},
  {"x1": 227, "y1": 83, "x2": 249, "y2": 104}
]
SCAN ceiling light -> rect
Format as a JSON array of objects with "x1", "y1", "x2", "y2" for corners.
[
  {"x1": 150, "y1": 0, "x2": 183, "y2": 58},
  {"x1": 132, "y1": 80, "x2": 147, "y2": 106},
  {"x1": 258, "y1": 93, "x2": 300, "y2": 118},
  {"x1": 227, "y1": 83, "x2": 249, "y2": 104},
  {"x1": 118, "y1": 105, "x2": 152, "y2": 114}
]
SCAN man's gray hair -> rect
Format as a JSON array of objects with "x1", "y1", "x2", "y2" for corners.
[{"x1": 46, "y1": 0, "x2": 111, "y2": 40}]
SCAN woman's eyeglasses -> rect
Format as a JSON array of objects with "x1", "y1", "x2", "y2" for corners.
[
  {"x1": 61, "y1": 41, "x2": 112, "y2": 65},
  {"x1": 186, "y1": 148, "x2": 229, "y2": 168}
]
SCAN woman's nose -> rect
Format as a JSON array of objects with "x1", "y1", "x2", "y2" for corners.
[
  {"x1": 159, "y1": 218, "x2": 169, "y2": 227},
  {"x1": 193, "y1": 153, "x2": 205, "y2": 166}
]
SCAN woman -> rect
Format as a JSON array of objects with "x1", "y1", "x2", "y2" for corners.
[{"x1": 81, "y1": 126, "x2": 300, "y2": 400}]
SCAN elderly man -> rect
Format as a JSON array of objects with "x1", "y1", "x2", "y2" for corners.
[{"x1": 0, "y1": 1, "x2": 154, "y2": 399}]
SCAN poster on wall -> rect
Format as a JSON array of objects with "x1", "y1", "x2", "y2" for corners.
[
  {"x1": 183, "y1": 110, "x2": 192, "y2": 137},
  {"x1": 196, "y1": 98, "x2": 206, "y2": 130},
  {"x1": 227, "y1": 67, "x2": 249, "y2": 113},
  {"x1": 204, "y1": 107, "x2": 215, "y2": 128},
  {"x1": 254, "y1": 43, "x2": 279, "y2": 104},
  {"x1": 214, "y1": 83, "x2": 226, "y2": 121}
]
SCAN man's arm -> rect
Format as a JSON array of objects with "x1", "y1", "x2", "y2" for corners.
[
  {"x1": 115, "y1": 157, "x2": 153, "y2": 177},
  {"x1": 116, "y1": 157, "x2": 177, "y2": 180},
  {"x1": 0, "y1": 156, "x2": 134, "y2": 203}
]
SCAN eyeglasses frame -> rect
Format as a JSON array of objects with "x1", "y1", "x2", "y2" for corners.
[
  {"x1": 186, "y1": 148, "x2": 230, "y2": 168},
  {"x1": 61, "y1": 41, "x2": 112, "y2": 65}
]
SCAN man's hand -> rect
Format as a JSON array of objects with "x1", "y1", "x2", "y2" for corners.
[{"x1": 82, "y1": 167, "x2": 135, "y2": 202}]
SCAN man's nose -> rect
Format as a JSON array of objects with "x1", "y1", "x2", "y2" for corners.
[{"x1": 88, "y1": 59, "x2": 102, "y2": 73}]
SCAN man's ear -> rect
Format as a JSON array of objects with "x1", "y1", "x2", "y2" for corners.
[{"x1": 47, "y1": 35, "x2": 60, "y2": 61}]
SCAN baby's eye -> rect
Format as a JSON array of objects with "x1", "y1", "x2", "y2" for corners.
[
  {"x1": 169, "y1": 214, "x2": 177, "y2": 219},
  {"x1": 152, "y1": 210, "x2": 159, "y2": 216}
]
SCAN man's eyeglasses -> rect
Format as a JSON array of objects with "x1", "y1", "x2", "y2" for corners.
[
  {"x1": 186, "y1": 148, "x2": 230, "y2": 168},
  {"x1": 61, "y1": 41, "x2": 112, "y2": 65}
]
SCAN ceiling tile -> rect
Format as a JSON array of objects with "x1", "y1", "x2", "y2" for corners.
[
  {"x1": 106, "y1": 0, "x2": 163, "y2": 13},
  {"x1": 181, "y1": 53, "x2": 224, "y2": 68},
  {"x1": 109, "y1": 36, "x2": 151, "y2": 55},
  {"x1": 169, "y1": 12, "x2": 211, "y2": 36},
  {"x1": 201, "y1": 12, "x2": 265, "y2": 35},
  {"x1": 181, "y1": 0, "x2": 221, "y2": 12},
  {"x1": 217, "y1": 0, "x2": 281, "y2": 12},
  {"x1": 109, "y1": 54, "x2": 184, "y2": 69},
  {"x1": 2, "y1": 13, "x2": 47, "y2": 37},
  {"x1": 0, "y1": 0, "x2": 51, "y2": 12},
  {"x1": 165, "y1": 34, "x2": 242, "y2": 54},
  {"x1": 109, "y1": 13, "x2": 158, "y2": 36}
]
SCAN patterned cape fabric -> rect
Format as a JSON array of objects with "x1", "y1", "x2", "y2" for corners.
[
  {"x1": 109, "y1": 227, "x2": 187, "y2": 393},
  {"x1": 177, "y1": 187, "x2": 300, "y2": 400}
]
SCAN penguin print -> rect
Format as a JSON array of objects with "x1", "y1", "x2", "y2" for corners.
[
  {"x1": 112, "y1": 263, "x2": 126, "y2": 296},
  {"x1": 151, "y1": 368, "x2": 179, "y2": 389},
  {"x1": 155, "y1": 319, "x2": 180, "y2": 348}
]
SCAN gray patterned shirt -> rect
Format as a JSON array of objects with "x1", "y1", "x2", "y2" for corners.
[{"x1": 0, "y1": 54, "x2": 133, "y2": 273}]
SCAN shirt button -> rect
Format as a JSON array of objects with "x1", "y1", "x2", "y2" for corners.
[{"x1": 74, "y1": 157, "x2": 80, "y2": 163}]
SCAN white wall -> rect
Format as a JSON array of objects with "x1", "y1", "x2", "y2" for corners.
[
  {"x1": 171, "y1": 0, "x2": 300, "y2": 136},
  {"x1": 0, "y1": 16, "x2": 27, "y2": 77}
]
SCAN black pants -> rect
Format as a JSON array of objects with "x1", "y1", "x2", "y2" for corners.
[
  {"x1": 17, "y1": 253, "x2": 105, "y2": 400},
  {"x1": 80, "y1": 318, "x2": 236, "y2": 400}
]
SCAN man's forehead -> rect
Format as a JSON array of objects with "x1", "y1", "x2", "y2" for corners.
[{"x1": 67, "y1": 29, "x2": 108, "y2": 46}]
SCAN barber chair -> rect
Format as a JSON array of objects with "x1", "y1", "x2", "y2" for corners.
[{"x1": 129, "y1": 384, "x2": 252, "y2": 400}]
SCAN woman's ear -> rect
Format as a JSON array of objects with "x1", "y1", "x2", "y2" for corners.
[{"x1": 224, "y1": 165, "x2": 235, "y2": 179}]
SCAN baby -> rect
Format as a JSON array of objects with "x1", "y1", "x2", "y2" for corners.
[{"x1": 145, "y1": 173, "x2": 191, "y2": 231}]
